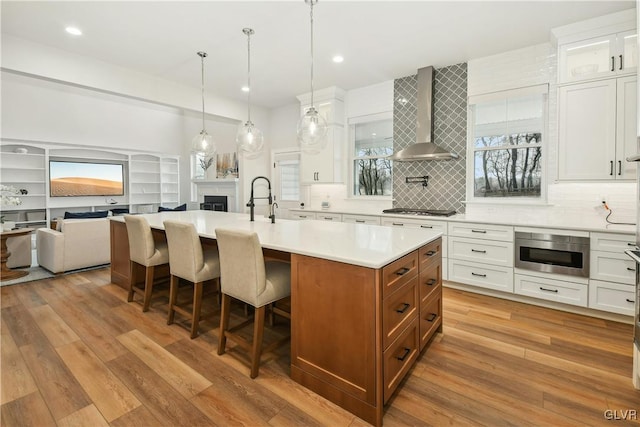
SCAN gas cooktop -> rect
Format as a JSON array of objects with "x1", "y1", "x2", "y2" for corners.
[{"x1": 382, "y1": 208, "x2": 456, "y2": 217}]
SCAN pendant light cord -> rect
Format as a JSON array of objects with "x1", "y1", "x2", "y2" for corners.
[
  {"x1": 247, "y1": 30, "x2": 252, "y2": 123},
  {"x1": 198, "y1": 52, "x2": 207, "y2": 132},
  {"x1": 309, "y1": 0, "x2": 315, "y2": 109}
]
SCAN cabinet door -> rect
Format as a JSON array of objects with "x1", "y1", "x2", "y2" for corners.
[
  {"x1": 558, "y1": 79, "x2": 617, "y2": 180},
  {"x1": 616, "y1": 30, "x2": 637, "y2": 75},
  {"x1": 616, "y1": 76, "x2": 637, "y2": 179},
  {"x1": 559, "y1": 34, "x2": 616, "y2": 83},
  {"x1": 300, "y1": 127, "x2": 338, "y2": 183}
]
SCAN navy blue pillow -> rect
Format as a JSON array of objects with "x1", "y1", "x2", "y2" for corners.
[
  {"x1": 158, "y1": 203, "x2": 186, "y2": 212},
  {"x1": 64, "y1": 210, "x2": 109, "y2": 219},
  {"x1": 110, "y1": 208, "x2": 129, "y2": 215}
]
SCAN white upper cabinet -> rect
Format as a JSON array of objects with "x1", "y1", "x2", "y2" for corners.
[
  {"x1": 559, "y1": 30, "x2": 637, "y2": 83},
  {"x1": 297, "y1": 87, "x2": 345, "y2": 184},
  {"x1": 558, "y1": 76, "x2": 636, "y2": 180}
]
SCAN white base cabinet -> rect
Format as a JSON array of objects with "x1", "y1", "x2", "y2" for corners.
[
  {"x1": 448, "y1": 259, "x2": 514, "y2": 293},
  {"x1": 588, "y1": 279, "x2": 636, "y2": 316},
  {"x1": 515, "y1": 274, "x2": 588, "y2": 307}
]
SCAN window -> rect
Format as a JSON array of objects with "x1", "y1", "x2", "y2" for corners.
[
  {"x1": 468, "y1": 85, "x2": 547, "y2": 200},
  {"x1": 272, "y1": 151, "x2": 300, "y2": 206},
  {"x1": 349, "y1": 114, "x2": 393, "y2": 197}
]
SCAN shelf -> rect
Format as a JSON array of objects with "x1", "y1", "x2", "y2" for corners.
[{"x1": 2, "y1": 167, "x2": 46, "y2": 171}]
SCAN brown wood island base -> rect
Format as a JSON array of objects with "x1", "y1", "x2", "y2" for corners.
[
  {"x1": 290, "y1": 238, "x2": 443, "y2": 426},
  {"x1": 110, "y1": 218, "x2": 442, "y2": 426}
]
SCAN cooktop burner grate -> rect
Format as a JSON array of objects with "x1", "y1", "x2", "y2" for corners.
[{"x1": 382, "y1": 208, "x2": 456, "y2": 217}]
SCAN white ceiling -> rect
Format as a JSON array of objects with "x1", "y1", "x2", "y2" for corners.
[{"x1": 1, "y1": 1, "x2": 634, "y2": 109}]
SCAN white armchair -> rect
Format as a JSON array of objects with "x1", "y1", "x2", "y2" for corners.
[{"x1": 36, "y1": 218, "x2": 110, "y2": 273}]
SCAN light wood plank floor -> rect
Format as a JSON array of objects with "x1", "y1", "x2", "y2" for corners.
[{"x1": 1, "y1": 267, "x2": 639, "y2": 426}]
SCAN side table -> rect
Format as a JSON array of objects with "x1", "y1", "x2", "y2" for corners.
[{"x1": 1, "y1": 228, "x2": 34, "y2": 281}]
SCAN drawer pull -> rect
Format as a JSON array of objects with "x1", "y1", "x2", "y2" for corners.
[
  {"x1": 627, "y1": 243, "x2": 636, "y2": 246},
  {"x1": 355, "y1": 220, "x2": 365, "y2": 223},
  {"x1": 323, "y1": 217, "x2": 333, "y2": 220},
  {"x1": 425, "y1": 278, "x2": 437, "y2": 286},
  {"x1": 420, "y1": 225, "x2": 433, "y2": 229},
  {"x1": 540, "y1": 287, "x2": 558, "y2": 293},
  {"x1": 392, "y1": 222, "x2": 404, "y2": 226},
  {"x1": 395, "y1": 267, "x2": 411, "y2": 276},
  {"x1": 626, "y1": 298, "x2": 635, "y2": 303},
  {"x1": 471, "y1": 272, "x2": 486, "y2": 278},
  {"x1": 471, "y1": 249, "x2": 487, "y2": 254},
  {"x1": 396, "y1": 347, "x2": 411, "y2": 361},
  {"x1": 627, "y1": 267, "x2": 636, "y2": 272},
  {"x1": 426, "y1": 313, "x2": 437, "y2": 322},
  {"x1": 471, "y1": 229, "x2": 487, "y2": 234},
  {"x1": 395, "y1": 303, "x2": 411, "y2": 314},
  {"x1": 299, "y1": 215, "x2": 307, "y2": 219},
  {"x1": 425, "y1": 250, "x2": 436, "y2": 257}
]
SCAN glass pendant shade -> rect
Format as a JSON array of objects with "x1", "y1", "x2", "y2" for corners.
[
  {"x1": 236, "y1": 120, "x2": 264, "y2": 159},
  {"x1": 297, "y1": 106, "x2": 328, "y2": 153},
  {"x1": 191, "y1": 130, "x2": 215, "y2": 156}
]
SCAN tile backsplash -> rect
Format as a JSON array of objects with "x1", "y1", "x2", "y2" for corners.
[{"x1": 392, "y1": 63, "x2": 467, "y2": 213}]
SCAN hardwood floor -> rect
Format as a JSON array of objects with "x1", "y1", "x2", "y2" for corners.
[{"x1": 1, "y1": 267, "x2": 639, "y2": 426}]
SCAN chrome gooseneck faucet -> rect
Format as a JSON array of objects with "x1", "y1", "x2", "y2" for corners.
[{"x1": 247, "y1": 176, "x2": 273, "y2": 222}]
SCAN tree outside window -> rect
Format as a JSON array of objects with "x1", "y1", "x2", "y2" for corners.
[{"x1": 351, "y1": 117, "x2": 393, "y2": 197}]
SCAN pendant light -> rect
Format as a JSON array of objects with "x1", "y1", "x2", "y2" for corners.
[
  {"x1": 236, "y1": 28, "x2": 264, "y2": 158},
  {"x1": 297, "y1": 0, "x2": 328, "y2": 153},
  {"x1": 191, "y1": 51, "x2": 216, "y2": 157}
]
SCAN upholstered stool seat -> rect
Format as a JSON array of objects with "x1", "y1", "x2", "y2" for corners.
[
  {"x1": 164, "y1": 220, "x2": 221, "y2": 339},
  {"x1": 124, "y1": 215, "x2": 170, "y2": 312},
  {"x1": 215, "y1": 228, "x2": 291, "y2": 378}
]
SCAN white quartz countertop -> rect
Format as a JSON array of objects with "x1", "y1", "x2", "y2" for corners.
[
  {"x1": 110, "y1": 211, "x2": 442, "y2": 269},
  {"x1": 289, "y1": 208, "x2": 636, "y2": 235}
]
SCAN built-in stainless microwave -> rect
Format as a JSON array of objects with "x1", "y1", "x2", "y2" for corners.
[{"x1": 515, "y1": 232, "x2": 590, "y2": 278}]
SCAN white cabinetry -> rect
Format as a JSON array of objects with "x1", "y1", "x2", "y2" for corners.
[
  {"x1": 316, "y1": 212, "x2": 342, "y2": 222},
  {"x1": 129, "y1": 154, "x2": 161, "y2": 212},
  {"x1": 342, "y1": 214, "x2": 381, "y2": 225},
  {"x1": 447, "y1": 222, "x2": 514, "y2": 292},
  {"x1": 558, "y1": 76, "x2": 637, "y2": 180},
  {"x1": 588, "y1": 232, "x2": 636, "y2": 315},
  {"x1": 558, "y1": 30, "x2": 637, "y2": 83},
  {"x1": 160, "y1": 157, "x2": 180, "y2": 207},
  {"x1": 290, "y1": 212, "x2": 316, "y2": 221},
  {"x1": 297, "y1": 87, "x2": 345, "y2": 184},
  {"x1": 0, "y1": 144, "x2": 47, "y2": 228}
]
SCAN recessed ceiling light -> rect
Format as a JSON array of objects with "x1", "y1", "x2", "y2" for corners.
[
  {"x1": 332, "y1": 55, "x2": 344, "y2": 63},
  {"x1": 372, "y1": 133, "x2": 377, "y2": 137},
  {"x1": 65, "y1": 26, "x2": 82, "y2": 36},
  {"x1": 241, "y1": 86, "x2": 250, "y2": 92}
]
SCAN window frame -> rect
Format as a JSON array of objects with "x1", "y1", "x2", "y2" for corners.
[
  {"x1": 348, "y1": 111, "x2": 394, "y2": 200},
  {"x1": 466, "y1": 84, "x2": 549, "y2": 204}
]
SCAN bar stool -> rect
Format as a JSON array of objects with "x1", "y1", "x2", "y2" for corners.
[
  {"x1": 124, "y1": 215, "x2": 169, "y2": 312},
  {"x1": 164, "y1": 220, "x2": 221, "y2": 339},
  {"x1": 215, "y1": 228, "x2": 291, "y2": 378}
]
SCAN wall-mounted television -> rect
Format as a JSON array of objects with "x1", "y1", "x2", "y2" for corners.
[{"x1": 49, "y1": 160, "x2": 125, "y2": 197}]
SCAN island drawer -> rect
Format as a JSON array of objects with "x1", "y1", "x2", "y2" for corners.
[
  {"x1": 448, "y1": 236, "x2": 514, "y2": 267},
  {"x1": 383, "y1": 278, "x2": 419, "y2": 349},
  {"x1": 588, "y1": 279, "x2": 636, "y2": 316},
  {"x1": 383, "y1": 317, "x2": 419, "y2": 403},
  {"x1": 382, "y1": 250, "x2": 419, "y2": 297},
  {"x1": 515, "y1": 274, "x2": 587, "y2": 307},
  {"x1": 419, "y1": 238, "x2": 442, "y2": 269},
  {"x1": 448, "y1": 222, "x2": 514, "y2": 242},
  {"x1": 419, "y1": 262, "x2": 441, "y2": 306},
  {"x1": 448, "y1": 259, "x2": 514, "y2": 292},
  {"x1": 419, "y1": 290, "x2": 442, "y2": 351}
]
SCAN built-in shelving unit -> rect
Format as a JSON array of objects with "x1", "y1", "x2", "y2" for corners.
[{"x1": 0, "y1": 141, "x2": 180, "y2": 224}]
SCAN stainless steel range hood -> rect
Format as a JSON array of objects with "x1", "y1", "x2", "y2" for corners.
[{"x1": 389, "y1": 66, "x2": 459, "y2": 161}]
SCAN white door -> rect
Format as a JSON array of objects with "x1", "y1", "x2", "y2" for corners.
[
  {"x1": 616, "y1": 75, "x2": 637, "y2": 179},
  {"x1": 271, "y1": 150, "x2": 301, "y2": 218},
  {"x1": 558, "y1": 79, "x2": 617, "y2": 180}
]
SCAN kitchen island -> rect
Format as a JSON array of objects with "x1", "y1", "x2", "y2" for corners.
[{"x1": 109, "y1": 210, "x2": 443, "y2": 426}]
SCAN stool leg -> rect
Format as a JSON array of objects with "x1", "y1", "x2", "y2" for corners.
[
  {"x1": 250, "y1": 305, "x2": 266, "y2": 379},
  {"x1": 217, "y1": 294, "x2": 231, "y2": 355},
  {"x1": 142, "y1": 265, "x2": 155, "y2": 312},
  {"x1": 167, "y1": 275, "x2": 179, "y2": 325},
  {"x1": 127, "y1": 261, "x2": 136, "y2": 302},
  {"x1": 190, "y1": 281, "x2": 203, "y2": 339}
]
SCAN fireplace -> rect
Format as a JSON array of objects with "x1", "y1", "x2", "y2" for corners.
[{"x1": 200, "y1": 195, "x2": 228, "y2": 212}]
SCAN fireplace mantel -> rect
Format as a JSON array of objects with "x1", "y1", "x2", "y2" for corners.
[{"x1": 192, "y1": 179, "x2": 240, "y2": 212}]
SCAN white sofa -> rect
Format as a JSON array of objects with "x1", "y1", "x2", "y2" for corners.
[
  {"x1": 37, "y1": 218, "x2": 110, "y2": 273},
  {"x1": 7, "y1": 234, "x2": 32, "y2": 268}
]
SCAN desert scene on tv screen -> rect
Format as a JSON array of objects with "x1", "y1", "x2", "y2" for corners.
[{"x1": 50, "y1": 162, "x2": 123, "y2": 196}]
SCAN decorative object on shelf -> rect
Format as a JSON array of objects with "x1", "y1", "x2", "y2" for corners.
[
  {"x1": 19, "y1": 189, "x2": 28, "y2": 195},
  {"x1": 217, "y1": 152, "x2": 239, "y2": 178},
  {"x1": 14, "y1": 147, "x2": 28, "y2": 154},
  {"x1": 199, "y1": 156, "x2": 214, "y2": 172},
  {"x1": 1, "y1": 220, "x2": 16, "y2": 231},
  {"x1": 297, "y1": 0, "x2": 328, "y2": 154},
  {"x1": 1, "y1": 185, "x2": 22, "y2": 208},
  {"x1": 191, "y1": 51, "x2": 216, "y2": 157},
  {"x1": 236, "y1": 28, "x2": 264, "y2": 158}
]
